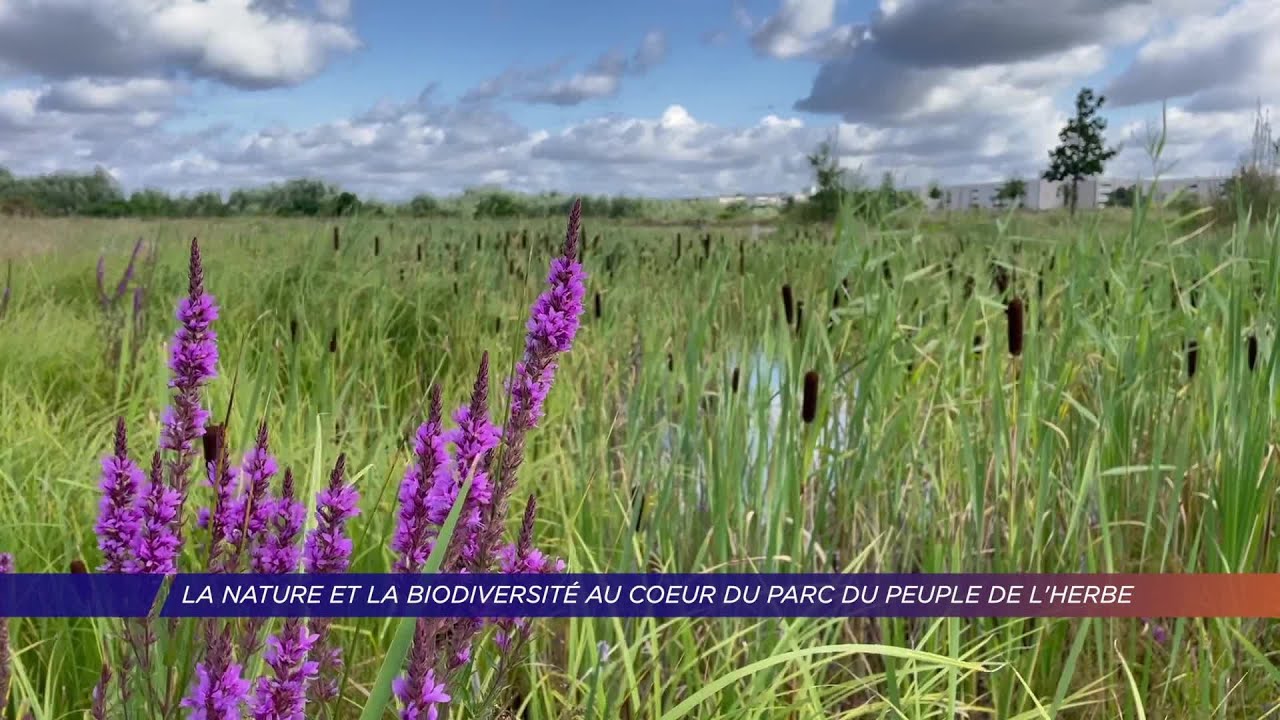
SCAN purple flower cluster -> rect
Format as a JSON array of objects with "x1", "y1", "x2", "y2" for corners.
[
  {"x1": 94, "y1": 419, "x2": 144, "y2": 573},
  {"x1": 81, "y1": 201, "x2": 588, "y2": 719},
  {"x1": 390, "y1": 201, "x2": 584, "y2": 719}
]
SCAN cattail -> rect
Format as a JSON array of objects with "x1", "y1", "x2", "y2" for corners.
[
  {"x1": 781, "y1": 285, "x2": 795, "y2": 325},
  {"x1": 1006, "y1": 297, "x2": 1024, "y2": 357},
  {"x1": 883, "y1": 261, "x2": 893, "y2": 286},
  {"x1": 1103, "y1": 280, "x2": 1110, "y2": 297},
  {"x1": 676, "y1": 233, "x2": 682, "y2": 262},
  {"x1": 521, "y1": 230, "x2": 529, "y2": 249},
  {"x1": 702, "y1": 233, "x2": 710, "y2": 260},
  {"x1": 801, "y1": 370, "x2": 819, "y2": 424},
  {"x1": 795, "y1": 301, "x2": 804, "y2": 334},
  {"x1": 416, "y1": 243, "x2": 423, "y2": 262},
  {"x1": 494, "y1": 317, "x2": 501, "y2": 334},
  {"x1": 399, "y1": 268, "x2": 405, "y2": 282},
  {"x1": 1248, "y1": 335, "x2": 1259, "y2": 371},
  {"x1": 333, "y1": 227, "x2": 339, "y2": 251},
  {"x1": 289, "y1": 318, "x2": 298, "y2": 343},
  {"x1": 738, "y1": 242, "x2": 745, "y2": 275},
  {"x1": 730, "y1": 367, "x2": 740, "y2": 394},
  {"x1": 1186, "y1": 339, "x2": 1198, "y2": 378},
  {"x1": 667, "y1": 353, "x2": 674, "y2": 372},
  {"x1": 594, "y1": 292, "x2": 601, "y2": 319},
  {"x1": 374, "y1": 235, "x2": 381, "y2": 256},
  {"x1": 476, "y1": 232, "x2": 481, "y2": 252},
  {"x1": 1037, "y1": 275, "x2": 1044, "y2": 300},
  {"x1": 329, "y1": 329, "x2": 338, "y2": 354},
  {"x1": 70, "y1": 559, "x2": 88, "y2": 574},
  {"x1": 453, "y1": 281, "x2": 459, "y2": 296}
]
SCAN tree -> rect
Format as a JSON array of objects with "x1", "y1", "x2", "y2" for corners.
[
  {"x1": 805, "y1": 136, "x2": 846, "y2": 220},
  {"x1": 1107, "y1": 185, "x2": 1136, "y2": 208},
  {"x1": 1043, "y1": 87, "x2": 1119, "y2": 214},
  {"x1": 995, "y1": 178, "x2": 1027, "y2": 208}
]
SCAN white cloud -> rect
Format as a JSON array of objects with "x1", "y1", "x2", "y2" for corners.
[{"x1": 0, "y1": 0, "x2": 359, "y2": 89}]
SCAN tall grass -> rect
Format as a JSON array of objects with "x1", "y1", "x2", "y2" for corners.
[{"x1": 1, "y1": 201, "x2": 1279, "y2": 718}]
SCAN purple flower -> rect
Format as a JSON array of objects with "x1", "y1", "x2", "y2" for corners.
[
  {"x1": 493, "y1": 495, "x2": 564, "y2": 651},
  {"x1": 129, "y1": 453, "x2": 182, "y2": 575},
  {"x1": 304, "y1": 454, "x2": 358, "y2": 704},
  {"x1": 392, "y1": 386, "x2": 449, "y2": 574},
  {"x1": 392, "y1": 667, "x2": 450, "y2": 720},
  {"x1": 95, "y1": 418, "x2": 144, "y2": 573},
  {"x1": 252, "y1": 469, "x2": 305, "y2": 575},
  {"x1": 433, "y1": 354, "x2": 500, "y2": 568},
  {"x1": 182, "y1": 627, "x2": 248, "y2": 720},
  {"x1": 160, "y1": 239, "x2": 219, "y2": 493},
  {"x1": 249, "y1": 619, "x2": 319, "y2": 720},
  {"x1": 303, "y1": 454, "x2": 360, "y2": 575}
]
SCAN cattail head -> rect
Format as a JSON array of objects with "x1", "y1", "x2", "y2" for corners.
[
  {"x1": 1006, "y1": 297, "x2": 1024, "y2": 357},
  {"x1": 801, "y1": 370, "x2": 819, "y2": 424},
  {"x1": 781, "y1": 285, "x2": 795, "y2": 325},
  {"x1": 328, "y1": 328, "x2": 338, "y2": 354},
  {"x1": 476, "y1": 232, "x2": 481, "y2": 252},
  {"x1": 374, "y1": 235, "x2": 381, "y2": 256},
  {"x1": 416, "y1": 243, "x2": 423, "y2": 262},
  {"x1": 882, "y1": 261, "x2": 893, "y2": 286},
  {"x1": 333, "y1": 227, "x2": 340, "y2": 251},
  {"x1": 594, "y1": 292, "x2": 601, "y2": 319},
  {"x1": 730, "y1": 367, "x2": 740, "y2": 394},
  {"x1": 70, "y1": 559, "x2": 88, "y2": 574},
  {"x1": 289, "y1": 317, "x2": 298, "y2": 343},
  {"x1": 1185, "y1": 339, "x2": 1199, "y2": 378},
  {"x1": 667, "y1": 353, "x2": 673, "y2": 372},
  {"x1": 795, "y1": 301, "x2": 804, "y2": 334},
  {"x1": 1248, "y1": 334, "x2": 1259, "y2": 371}
]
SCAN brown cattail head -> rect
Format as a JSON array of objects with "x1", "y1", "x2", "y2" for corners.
[
  {"x1": 1006, "y1": 297, "x2": 1025, "y2": 357},
  {"x1": 329, "y1": 328, "x2": 338, "y2": 354},
  {"x1": 202, "y1": 423, "x2": 226, "y2": 467},
  {"x1": 494, "y1": 317, "x2": 501, "y2": 334},
  {"x1": 795, "y1": 301, "x2": 804, "y2": 333},
  {"x1": 374, "y1": 235, "x2": 381, "y2": 256},
  {"x1": 333, "y1": 226, "x2": 340, "y2": 251},
  {"x1": 1186, "y1": 339, "x2": 1198, "y2": 378},
  {"x1": 882, "y1": 261, "x2": 893, "y2": 286},
  {"x1": 801, "y1": 370, "x2": 819, "y2": 424},
  {"x1": 1248, "y1": 334, "x2": 1259, "y2": 371},
  {"x1": 398, "y1": 268, "x2": 405, "y2": 282},
  {"x1": 289, "y1": 317, "x2": 298, "y2": 343},
  {"x1": 416, "y1": 243, "x2": 423, "y2": 262},
  {"x1": 69, "y1": 559, "x2": 88, "y2": 574},
  {"x1": 1037, "y1": 276, "x2": 1044, "y2": 300},
  {"x1": 667, "y1": 352, "x2": 674, "y2": 372},
  {"x1": 781, "y1": 285, "x2": 795, "y2": 325},
  {"x1": 594, "y1": 292, "x2": 601, "y2": 319},
  {"x1": 738, "y1": 242, "x2": 745, "y2": 275},
  {"x1": 730, "y1": 367, "x2": 740, "y2": 394},
  {"x1": 475, "y1": 232, "x2": 481, "y2": 252},
  {"x1": 452, "y1": 281, "x2": 459, "y2": 296},
  {"x1": 676, "y1": 233, "x2": 682, "y2": 261},
  {"x1": 702, "y1": 233, "x2": 710, "y2": 259}
]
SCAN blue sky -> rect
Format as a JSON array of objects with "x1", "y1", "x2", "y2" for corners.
[{"x1": 0, "y1": 0, "x2": 1275, "y2": 200}]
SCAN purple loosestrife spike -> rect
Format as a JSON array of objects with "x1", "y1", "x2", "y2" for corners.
[
  {"x1": 233, "y1": 423, "x2": 280, "y2": 565},
  {"x1": 436, "y1": 354, "x2": 500, "y2": 569},
  {"x1": 493, "y1": 495, "x2": 565, "y2": 651},
  {"x1": 393, "y1": 667, "x2": 450, "y2": 720},
  {"x1": 182, "y1": 625, "x2": 248, "y2": 720},
  {"x1": 241, "y1": 468, "x2": 306, "y2": 659},
  {"x1": 392, "y1": 386, "x2": 448, "y2": 573},
  {"x1": 91, "y1": 665, "x2": 112, "y2": 720},
  {"x1": 304, "y1": 454, "x2": 358, "y2": 703},
  {"x1": 96, "y1": 255, "x2": 109, "y2": 307},
  {"x1": 203, "y1": 432, "x2": 238, "y2": 573},
  {"x1": 250, "y1": 619, "x2": 319, "y2": 720},
  {"x1": 162, "y1": 239, "x2": 219, "y2": 506},
  {"x1": 129, "y1": 453, "x2": 182, "y2": 575},
  {"x1": 95, "y1": 418, "x2": 144, "y2": 573},
  {"x1": 474, "y1": 200, "x2": 585, "y2": 567},
  {"x1": 0, "y1": 553, "x2": 10, "y2": 709}
]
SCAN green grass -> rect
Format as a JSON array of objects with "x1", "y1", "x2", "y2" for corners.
[{"x1": 1, "y1": 200, "x2": 1279, "y2": 719}]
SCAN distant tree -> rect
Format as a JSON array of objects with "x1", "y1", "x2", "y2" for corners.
[
  {"x1": 927, "y1": 183, "x2": 942, "y2": 201},
  {"x1": 1107, "y1": 185, "x2": 1136, "y2": 208},
  {"x1": 995, "y1": 178, "x2": 1027, "y2": 208},
  {"x1": 1043, "y1": 87, "x2": 1119, "y2": 214},
  {"x1": 407, "y1": 194, "x2": 440, "y2": 217},
  {"x1": 805, "y1": 136, "x2": 846, "y2": 220}
]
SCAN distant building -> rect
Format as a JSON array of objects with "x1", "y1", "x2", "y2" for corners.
[{"x1": 916, "y1": 175, "x2": 1231, "y2": 211}]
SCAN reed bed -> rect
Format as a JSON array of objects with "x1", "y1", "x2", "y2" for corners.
[{"x1": 1, "y1": 201, "x2": 1279, "y2": 718}]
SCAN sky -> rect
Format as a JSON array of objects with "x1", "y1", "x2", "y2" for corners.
[{"x1": 0, "y1": 0, "x2": 1276, "y2": 201}]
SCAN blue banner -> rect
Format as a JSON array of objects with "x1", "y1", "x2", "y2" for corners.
[
  {"x1": 0, "y1": 574, "x2": 165, "y2": 617},
  {"x1": 0, "y1": 573, "x2": 1155, "y2": 619}
]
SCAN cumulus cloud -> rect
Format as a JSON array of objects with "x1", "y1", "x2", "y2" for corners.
[
  {"x1": 1105, "y1": 0, "x2": 1280, "y2": 112},
  {"x1": 37, "y1": 77, "x2": 182, "y2": 114},
  {"x1": 0, "y1": 0, "x2": 360, "y2": 89},
  {"x1": 464, "y1": 30, "x2": 668, "y2": 107}
]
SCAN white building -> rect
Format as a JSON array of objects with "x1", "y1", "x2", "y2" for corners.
[{"x1": 918, "y1": 175, "x2": 1231, "y2": 211}]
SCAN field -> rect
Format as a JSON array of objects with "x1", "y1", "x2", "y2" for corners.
[{"x1": 1, "y1": 203, "x2": 1279, "y2": 719}]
